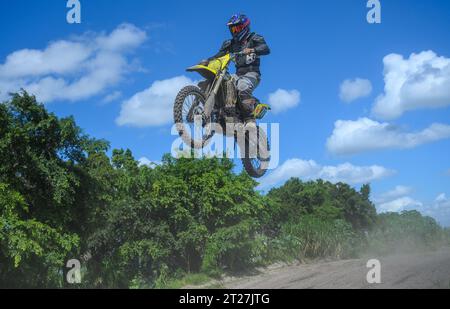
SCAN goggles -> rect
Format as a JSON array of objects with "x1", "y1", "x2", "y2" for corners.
[{"x1": 229, "y1": 20, "x2": 250, "y2": 34}]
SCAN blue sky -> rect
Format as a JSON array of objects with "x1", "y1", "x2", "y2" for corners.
[{"x1": 1, "y1": 0, "x2": 450, "y2": 225}]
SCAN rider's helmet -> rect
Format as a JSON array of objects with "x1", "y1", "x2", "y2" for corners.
[{"x1": 227, "y1": 14, "x2": 251, "y2": 41}]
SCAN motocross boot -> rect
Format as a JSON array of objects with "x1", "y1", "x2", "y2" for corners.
[{"x1": 241, "y1": 98, "x2": 258, "y2": 131}]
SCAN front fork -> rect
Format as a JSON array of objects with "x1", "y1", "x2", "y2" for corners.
[{"x1": 204, "y1": 71, "x2": 225, "y2": 119}]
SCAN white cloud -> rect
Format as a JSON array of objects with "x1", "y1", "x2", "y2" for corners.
[
  {"x1": 377, "y1": 196, "x2": 423, "y2": 213},
  {"x1": 138, "y1": 157, "x2": 160, "y2": 168},
  {"x1": 96, "y1": 23, "x2": 147, "y2": 52},
  {"x1": 373, "y1": 185, "x2": 413, "y2": 204},
  {"x1": 425, "y1": 194, "x2": 450, "y2": 227},
  {"x1": 268, "y1": 89, "x2": 301, "y2": 114},
  {"x1": 339, "y1": 78, "x2": 372, "y2": 103},
  {"x1": 116, "y1": 75, "x2": 195, "y2": 127},
  {"x1": 435, "y1": 193, "x2": 447, "y2": 203},
  {"x1": 372, "y1": 50, "x2": 450, "y2": 120},
  {"x1": 0, "y1": 40, "x2": 91, "y2": 78},
  {"x1": 326, "y1": 117, "x2": 450, "y2": 155},
  {"x1": 258, "y1": 158, "x2": 394, "y2": 190},
  {"x1": 102, "y1": 91, "x2": 122, "y2": 103},
  {"x1": 0, "y1": 23, "x2": 147, "y2": 103},
  {"x1": 374, "y1": 189, "x2": 450, "y2": 227}
]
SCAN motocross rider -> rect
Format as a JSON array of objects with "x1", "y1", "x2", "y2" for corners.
[{"x1": 201, "y1": 13, "x2": 271, "y2": 122}]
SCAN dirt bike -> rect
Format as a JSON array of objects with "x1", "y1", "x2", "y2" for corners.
[{"x1": 173, "y1": 52, "x2": 271, "y2": 178}]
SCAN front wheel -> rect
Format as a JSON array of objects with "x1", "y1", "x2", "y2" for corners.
[
  {"x1": 241, "y1": 125, "x2": 271, "y2": 178},
  {"x1": 174, "y1": 86, "x2": 215, "y2": 149}
]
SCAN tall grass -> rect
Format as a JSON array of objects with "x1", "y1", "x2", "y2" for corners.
[
  {"x1": 365, "y1": 211, "x2": 445, "y2": 255},
  {"x1": 266, "y1": 211, "x2": 448, "y2": 264},
  {"x1": 268, "y1": 215, "x2": 360, "y2": 261}
]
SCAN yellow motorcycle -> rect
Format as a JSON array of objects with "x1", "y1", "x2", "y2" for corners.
[{"x1": 173, "y1": 52, "x2": 271, "y2": 178}]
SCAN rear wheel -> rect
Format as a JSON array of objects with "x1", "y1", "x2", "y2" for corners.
[
  {"x1": 174, "y1": 86, "x2": 216, "y2": 149},
  {"x1": 241, "y1": 125, "x2": 271, "y2": 178}
]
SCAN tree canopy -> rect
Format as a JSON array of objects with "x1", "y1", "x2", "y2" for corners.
[{"x1": 0, "y1": 92, "x2": 447, "y2": 288}]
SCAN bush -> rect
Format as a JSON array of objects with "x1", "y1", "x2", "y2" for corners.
[
  {"x1": 1, "y1": 92, "x2": 448, "y2": 288},
  {"x1": 366, "y1": 211, "x2": 444, "y2": 255},
  {"x1": 201, "y1": 219, "x2": 262, "y2": 276}
]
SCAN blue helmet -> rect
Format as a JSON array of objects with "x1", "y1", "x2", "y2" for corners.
[{"x1": 227, "y1": 14, "x2": 251, "y2": 41}]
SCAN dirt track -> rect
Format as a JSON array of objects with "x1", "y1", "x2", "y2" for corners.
[{"x1": 224, "y1": 248, "x2": 450, "y2": 289}]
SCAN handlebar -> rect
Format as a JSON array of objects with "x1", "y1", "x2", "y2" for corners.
[
  {"x1": 231, "y1": 51, "x2": 246, "y2": 58},
  {"x1": 199, "y1": 52, "x2": 246, "y2": 66}
]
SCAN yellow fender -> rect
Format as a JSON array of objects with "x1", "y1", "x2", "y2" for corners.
[
  {"x1": 186, "y1": 65, "x2": 217, "y2": 80},
  {"x1": 186, "y1": 54, "x2": 232, "y2": 80}
]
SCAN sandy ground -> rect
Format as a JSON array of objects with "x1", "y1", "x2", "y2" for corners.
[{"x1": 222, "y1": 248, "x2": 450, "y2": 289}]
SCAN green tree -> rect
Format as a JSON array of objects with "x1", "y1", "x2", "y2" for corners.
[
  {"x1": 367, "y1": 211, "x2": 444, "y2": 254},
  {"x1": 0, "y1": 92, "x2": 106, "y2": 287},
  {"x1": 267, "y1": 179, "x2": 377, "y2": 231},
  {"x1": 85, "y1": 154, "x2": 268, "y2": 287},
  {"x1": 1, "y1": 91, "x2": 445, "y2": 289}
]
